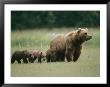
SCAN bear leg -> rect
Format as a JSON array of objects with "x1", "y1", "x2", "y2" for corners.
[
  {"x1": 73, "y1": 46, "x2": 82, "y2": 62},
  {"x1": 56, "y1": 52, "x2": 65, "y2": 62},
  {"x1": 31, "y1": 57, "x2": 37, "y2": 63},
  {"x1": 38, "y1": 57, "x2": 42, "y2": 63},
  {"x1": 28, "y1": 57, "x2": 32, "y2": 63},
  {"x1": 65, "y1": 51, "x2": 73, "y2": 62},
  {"x1": 23, "y1": 58, "x2": 28, "y2": 64},
  {"x1": 17, "y1": 59, "x2": 21, "y2": 64},
  {"x1": 51, "y1": 57, "x2": 56, "y2": 62},
  {"x1": 11, "y1": 57, "x2": 15, "y2": 64},
  {"x1": 47, "y1": 57, "x2": 51, "y2": 63},
  {"x1": 46, "y1": 54, "x2": 53, "y2": 63},
  {"x1": 73, "y1": 50, "x2": 81, "y2": 62},
  {"x1": 60, "y1": 52, "x2": 65, "y2": 62}
]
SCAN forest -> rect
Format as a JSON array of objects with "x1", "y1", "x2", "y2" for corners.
[{"x1": 11, "y1": 11, "x2": 100, "y2": 30}]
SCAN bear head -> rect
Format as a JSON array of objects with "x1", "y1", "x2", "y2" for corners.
[
  {"x1": 77, "y1": 28, "x2": 92, "y2": 42},
  {"x1": 41, "y1": 51, "x2": 46, "y2": 58}
]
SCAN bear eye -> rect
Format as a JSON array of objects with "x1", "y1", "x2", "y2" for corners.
[{"x1": 84, "y1": 33, "x2": 87, "y2": 35}]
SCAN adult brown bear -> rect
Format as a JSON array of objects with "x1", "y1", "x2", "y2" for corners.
[
  {"x1": 49, "y1": 28, "x2": 92, "y2": 62},
  {"x1": 11, "y1": 50, "x2": 32, "y2": 64}
]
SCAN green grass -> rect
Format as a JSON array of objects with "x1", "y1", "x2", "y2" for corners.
[{"x1": 11, "y1": 27, "x2": 100, "y2": 77}]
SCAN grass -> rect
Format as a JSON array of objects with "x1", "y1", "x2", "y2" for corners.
[{"x1": 11, "y1": 27, "x2": 100, "y2": 77}]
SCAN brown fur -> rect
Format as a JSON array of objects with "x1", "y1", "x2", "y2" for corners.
[
  {"x1": 27, "y1": 50, "x2": 46, "y2": 63},
  {"x1": 11, "y1": 50, "x2": 31, "y2": 64},
  {"x1": 46, "y1": 49, "x2": 57, "y2": 62},
  {"x1": 49, "y1": 28, "x2": 92, "y2": 62}
]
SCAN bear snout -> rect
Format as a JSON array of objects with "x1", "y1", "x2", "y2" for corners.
[
  {"x1": 89, "y1": 35, "x2": 92, "y2": 39},
  {"x1": 86, "y1": 35, "x2": 92, "y2": 41}
]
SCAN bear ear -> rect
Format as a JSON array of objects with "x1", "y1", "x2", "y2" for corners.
[
  {"x1": 85, "y1": 28, "x2": 88, "y2": 30},
  {"x1": 78, "y1": 28, "x2": 81, "y2": 30},
  {"x1": 77, "y1": 28, "x2": 81, "y2": 34}
]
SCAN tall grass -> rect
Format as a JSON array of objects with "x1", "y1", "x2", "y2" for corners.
[{"x1": 11, "y1": 27, "x2": 100, "y2": 53}]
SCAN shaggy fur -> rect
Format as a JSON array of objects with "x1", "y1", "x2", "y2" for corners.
[
  {"x1": 49, "y1": 28, "x2": 92, "y2": 62},
  {"x1": 11, "y1": 50, "x2": 31, "y2": 64},
  {"x1": 27, "y1": 50, "x2": 46, "y2": 63}
]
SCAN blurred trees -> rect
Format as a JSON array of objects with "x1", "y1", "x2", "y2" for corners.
[{"x1": 11, "y1": 11, "x2": 100, "y2": 30}]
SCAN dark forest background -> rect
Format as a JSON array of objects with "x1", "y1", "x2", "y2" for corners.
[{"x1": 11, "y1": 11, "x2": 100, "y2": 30}]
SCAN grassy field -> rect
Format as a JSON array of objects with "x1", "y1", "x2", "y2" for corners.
[{"x1": 11, "y1": 27, "x2": 100, "y2": 77}]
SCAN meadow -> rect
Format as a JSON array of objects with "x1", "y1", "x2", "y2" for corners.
[{"x1": 11, "y1": 27, "x2": 100, "y2": 77}]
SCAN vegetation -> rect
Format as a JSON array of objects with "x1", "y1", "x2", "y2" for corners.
[
  {"x1": 11, "y1": 11, "x2": 100, "y2": 77},
  {"x1": 11, "y1": 28, "x2": 100, "y2": 77},
  {"x1": 11, "y1": 11, "x2": 100, "y2": 30}
]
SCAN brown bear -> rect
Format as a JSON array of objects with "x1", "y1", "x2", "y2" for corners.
[
  {"x1": 49, "y1": 34, "x2": 66, "y2": 62},
  {"x1": 27, "y1": 50, "x2": 46, "y2": 63},
  {"x1": 46, "y1": 49, "x2": 57, "y2": 62},
  {"x1": 49, "y1": 28, "x2": 92, "y2": 62},
  {"x1": 11, "y1": 50, "x2": 32, "y2": 64}
]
